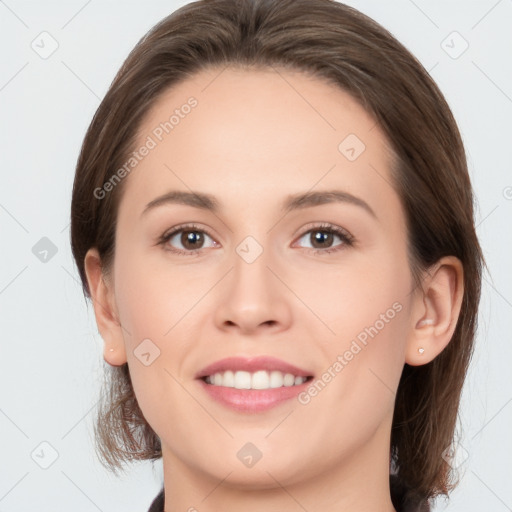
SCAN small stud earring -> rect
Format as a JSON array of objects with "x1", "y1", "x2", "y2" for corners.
[
  {"x1": 109, "y1": 348, "x2": 115, "y2": 352},
  {"x1": 418, "y1": 347, "x2": 425, "y2": 354}
]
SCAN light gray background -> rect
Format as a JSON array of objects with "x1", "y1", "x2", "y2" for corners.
[{"x1": 0, "y1": 0, "x2": 511, "y2": 510}]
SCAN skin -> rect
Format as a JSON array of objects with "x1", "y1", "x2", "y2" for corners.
[{"x1": 85, "y1": 67, "x2": 464, "y2": 512}]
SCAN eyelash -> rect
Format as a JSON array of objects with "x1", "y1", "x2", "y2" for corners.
[{"x1": 157, "y1": 222, "x2": 354, "y2": 257}]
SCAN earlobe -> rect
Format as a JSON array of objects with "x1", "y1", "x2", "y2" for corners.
[
  {"x1": 84, "y1": 248, "x2": 127, "y2": 366},
  {"x1": 405, "y1": 256, "x2": 464, "y2": 366}
]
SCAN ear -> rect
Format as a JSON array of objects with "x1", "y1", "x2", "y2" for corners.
[
  {"x1": 84, "y1": 248, "x2": 127, "y2": 366},
  {"x1": 405, "y1": 256, "x2": 464, "y2": 366}
]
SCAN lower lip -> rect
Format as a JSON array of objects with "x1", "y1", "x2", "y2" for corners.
[{"x1": 197, "y1": 378, "x2": 312, "y2": 412}]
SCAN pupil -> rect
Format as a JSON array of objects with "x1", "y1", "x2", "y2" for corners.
[
  {"x1": 179, "y1": 230, "x2": 333, "y2": 250},
  {"x1": 313, "y1": 231, "x2": 332, "y2": 248},
  {"x1": 184, "y1": 231, "x2": 203, "y2": 249}
]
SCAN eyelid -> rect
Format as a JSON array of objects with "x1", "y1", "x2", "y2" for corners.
[
  {"x1": 160, "y1": 222, "x2": 215, "y2": 242},
  {"x1": 158, "y1": 221, "x2": 354, "y2": 255},
  {"x1": 157, "y1": 222, "x2": 218, "y2": 255},
  {"x1": 293, "y1": 221, "x2": 354, "y2": 243},
  {"x1": 292, "y1": 222, "x2": 354, "y2": 254}
]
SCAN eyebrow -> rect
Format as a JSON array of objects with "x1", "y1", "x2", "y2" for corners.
[{"x1": 142, "y1": 189, "x2": 376, "y2": 219}]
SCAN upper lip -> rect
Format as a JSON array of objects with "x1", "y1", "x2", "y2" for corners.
[{"x1": 195, "y1": 356, "x2": 314, "y2": 379}]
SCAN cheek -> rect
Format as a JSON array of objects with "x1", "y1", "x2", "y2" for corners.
[
  {"x1": 306, "y1": 252, "x2": 411, "y2": 344},
  {"x1": 113, "y1": 246, "x2": 201, "y2": 342},
  {"x1": 305, "y1": 249, "x2": 412, "y2": 406},
  {"x1": 112, "y1": 248, "x2": 195, "y2": 440},
  {"x1": 297, "y1": 281, "x2": 410, "y2": 454}
]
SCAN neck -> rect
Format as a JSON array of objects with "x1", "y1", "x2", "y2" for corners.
[{"x1": 161, "y1": 415, "x2": 396, "y2": 512}]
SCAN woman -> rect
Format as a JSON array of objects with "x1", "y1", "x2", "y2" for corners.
[{"x1": 70, "y1": 0, "x2": 483, "y2": 510}]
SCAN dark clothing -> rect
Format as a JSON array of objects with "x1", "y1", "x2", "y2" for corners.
[
  {"x1": 148, "y1": 475, "x2": 431, "y2": 511},
  {"x1": 148, "y1": 489, "x2": 164, "y2": 512}
]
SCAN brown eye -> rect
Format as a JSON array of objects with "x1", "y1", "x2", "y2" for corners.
[
  {"x1": 295, "y1": 223, "x2": 354, "y2": 254},
  {"x1": 159, "y1": 224, "x2": 218, "y2": 255},
  {"x1": 179, "y1": 230, "x2": 205, "y2": 250},
  {"x1": 309, "y1": 230, "x2": 335, "y2": 249}
]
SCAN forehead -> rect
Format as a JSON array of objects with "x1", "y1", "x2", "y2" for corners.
[{"x1": 122, "y1": 66, "x2": 397, "y2": 216}]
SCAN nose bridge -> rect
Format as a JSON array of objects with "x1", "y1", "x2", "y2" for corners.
[
  {"x1": 231, "y1": 232, "x2": 274, "y2": 299},
  {"x1": 228, "y1": 206, "x2": 276, "y2": 283},
  {"x1": 213, "y1": 229, "x2": 291, "y2": 332}
]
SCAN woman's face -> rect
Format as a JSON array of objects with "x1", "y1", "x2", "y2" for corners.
[{"x1": 103, "y1": 67, "x2": 420, "y2": 488}]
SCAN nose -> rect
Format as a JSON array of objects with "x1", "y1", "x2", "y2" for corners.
[{"x1": 213, "y1": 241, "x2": 292, "y2": 336}]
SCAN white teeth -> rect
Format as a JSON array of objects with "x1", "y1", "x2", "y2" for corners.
[
  {"x1": 252, "y1": 370, "x2": 270, "y2": 389},
  {"x1": 269, "y1": 370, "x2": 284, "y2": 388},
  {"x1": 283, "y1": 373, "x2": 295, "y2": 386},
  {"x1": 204, "y1": 370, "x2": 308, "y2": 389},
  {"x1": 223, "y1": 370, "x2": 235, "y2": 387},
  {"x1": 234, "y1": 370, "x2": 252, "y2": 389}
]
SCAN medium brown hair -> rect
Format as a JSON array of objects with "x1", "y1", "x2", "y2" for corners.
[{"x1": 70, "y1": 0, "x2": 483, "y2": 507}]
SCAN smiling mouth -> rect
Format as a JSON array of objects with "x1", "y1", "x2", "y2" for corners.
[{"x1": 200, "y1": 370, "x2": 314, "y2": 390}]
